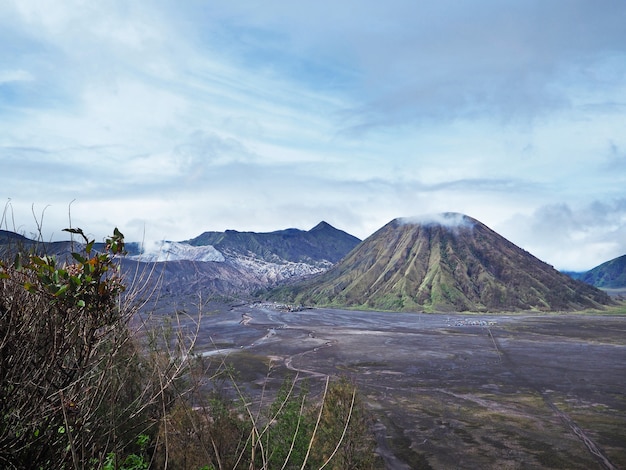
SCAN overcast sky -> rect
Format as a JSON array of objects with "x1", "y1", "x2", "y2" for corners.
[{"x1": 2, "y1": 1, "x2": 625, "y2": 271}]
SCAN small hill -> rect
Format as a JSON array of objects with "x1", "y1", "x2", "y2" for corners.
[
  {"x1": 187, "y1": 221, "x2": 360, "y2": 264},
  {"x1": 273, "y1": 213, "x2": 612, "y2": 312},
  {"x1": 580, "y1": 254, "x2": 626, "y2": 289}
]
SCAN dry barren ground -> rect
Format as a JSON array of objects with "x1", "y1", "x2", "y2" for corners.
[{"x1": 173, "y1": 303, "x2": 626, "y2": 469}]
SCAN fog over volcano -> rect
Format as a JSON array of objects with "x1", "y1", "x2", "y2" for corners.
[{"x1": 398, "y1": 212, "x2": 477, "y2": 230}]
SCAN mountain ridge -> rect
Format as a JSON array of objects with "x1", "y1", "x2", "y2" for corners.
[{"x1": 186, "y1": 220, "x2": 360, "y2": 264}]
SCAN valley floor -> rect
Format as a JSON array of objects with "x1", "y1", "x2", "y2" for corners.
[{"x1": 165, "y1": 303, "x2": 626, "y2": 470}]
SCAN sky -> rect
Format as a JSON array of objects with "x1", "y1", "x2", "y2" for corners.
[{"x1": 1, "y1": 0, "x2": 626, "y2": 271}]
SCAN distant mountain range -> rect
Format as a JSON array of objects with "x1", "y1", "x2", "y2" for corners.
[
  {"x1": 1, "y1": 214, "x2": 622, "y2": 312},
  {"x1": 270, "y1": 213, "x2": 613, "y2": 312}
]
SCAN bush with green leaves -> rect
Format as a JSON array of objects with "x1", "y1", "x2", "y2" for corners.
[{"x1": 0, "y1": 227, "x2": 166, "y2": 469}]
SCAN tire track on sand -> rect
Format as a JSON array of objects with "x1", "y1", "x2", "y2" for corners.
[
  {"x1": 541, "y1": 393, "x2": 617, "y2": 470},
  {"x1": 284, "y1": 340, "x2": 336, "y2": 379}
]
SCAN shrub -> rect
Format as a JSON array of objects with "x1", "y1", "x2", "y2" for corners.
[{"x1": 0, "y1": 228, "x2": 166, "y2": 468}]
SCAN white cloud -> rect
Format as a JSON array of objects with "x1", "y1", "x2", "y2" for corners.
[
  {"x1": 498, "y1": 200, "x2": 626, "y2": 271},
  {"x1": 131, "y1": 241, "x2": 225, "y2": 263},
  {"x1": 399, "y1": 213, "x2": 475, "y2": 229},
  {"x1": 0, "y1": 69, "x2": 34, "y2": 84}
]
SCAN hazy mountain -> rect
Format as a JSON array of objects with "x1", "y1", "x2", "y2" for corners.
[
  {"x1": 578, "y1": 254, "x2": 626, "y2": 288},
  {"x1": 560, "y1": 270, "x2": 584, "y2": 281},
  {"x1": 271, "y1": 213, "x2": 612, "y2": 312},
  {"x1": 0, "y1": 229, "x2": 76, "y2": 260},
  {"x1": 0, "y1": 230, "x2": 29, "y2": 243},
  {"x1": 119, "y1": 258, "x2": 270, "y2": 302}
]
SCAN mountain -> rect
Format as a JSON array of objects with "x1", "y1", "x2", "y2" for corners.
[
  {"x1": 271, "y1": 213, "x2": 612, "y2": 312},
  {"x1": 579, "y1": 254, "x2": 626, "y2": 289},
  {"x1": 187, "y1": 221, "x2": 360, "y2": 264},
  {"x1": 126, "y1": 222, "x2": 361, "y2": 294}
]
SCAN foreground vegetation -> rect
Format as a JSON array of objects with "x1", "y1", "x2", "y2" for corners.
[{"x1": 0, "y1": 227, "x2": 378, "y2": 469}]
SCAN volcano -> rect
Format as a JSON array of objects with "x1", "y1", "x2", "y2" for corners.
[{"x1": 275, "y1": 213, "x2": 612, "y2": 312}]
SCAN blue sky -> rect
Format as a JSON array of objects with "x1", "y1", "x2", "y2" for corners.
[{"x1": 1, "y1": 0, "x2": 625, "y2": 271}]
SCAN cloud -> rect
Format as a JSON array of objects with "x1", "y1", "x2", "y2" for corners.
[
  {"x1": 399, "y1": 212, "x2": 475, "y2": 230},
  {"x1": 207, "y1": 1, "x2": 626, "y2": 131},
  {"x1": 605, "y1": 140, "x2": 626, "y2": 172},
  {"x1": 132, "y1": 240, "x2": 225, "y2": 263},
  {"x1": 498, "y1": 199, "x2": 626, "y2": 271},
  {"x1": 174, "y1": 130, "x2": 256, "y2": 176},
  {"x1": 0, "y1": 69, "x2": 34, "y2": 84}
]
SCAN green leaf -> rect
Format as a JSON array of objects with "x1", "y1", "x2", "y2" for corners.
[
  {"x1": 14, "y1": 253, "x2": 22, "y2": 271},
  {"x1": 72, "y1": 252, "x2": 86, "y2": 264},
  {"x1": 136, "y1": 433, "x2": 150, "y2": 448},
  {"x1": 24, "y1": 282, "x2": 36, "y2": 293},
  {"x1": 55, "y1": 284, "x2": 68, "y2": 297},
  {"x1": 34, "y1": 255, "x2": 52, "y2": 266},
  {"x1": 76, "y1": 299, "x2": 86, "y2": 308}
]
